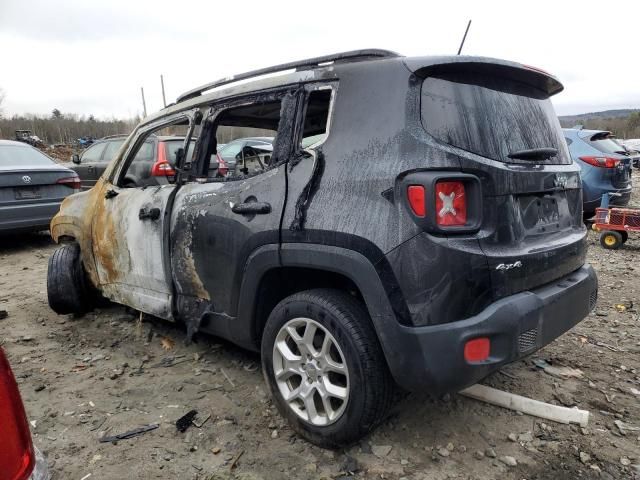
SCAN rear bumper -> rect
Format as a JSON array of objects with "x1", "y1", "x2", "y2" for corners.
[
  {"x1": 384, "y1": 265, "x2": 597, "y2": 393},
  {"x1": 0, "y1": 200, "x2": 62, "y2": 234},
  {"x1": 583, "y1": 186, "x2": 632, "y2": 214}
]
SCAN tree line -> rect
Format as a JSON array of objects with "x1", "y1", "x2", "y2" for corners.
[{"x1": 0, "y1": 110, "x2": 141, "y2": 145}]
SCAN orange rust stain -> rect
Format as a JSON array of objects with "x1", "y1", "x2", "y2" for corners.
[{"x1": 91, "y1": 183, "x2": 122, "y2": 284}]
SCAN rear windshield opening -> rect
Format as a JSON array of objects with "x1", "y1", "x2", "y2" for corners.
[
  {"x1": 421, "y1": 72, "x2": 570, "y2": 164},
  {"x1": 587, "y1": 134, "x2": 627, "y2": 156},
  {"x1": 0, "y1": 145, "x2": 55, "y2": 167}
]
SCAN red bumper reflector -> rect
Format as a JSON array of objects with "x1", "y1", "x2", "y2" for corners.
[
  {"x1": 407, "y1": 185, "x2": 425, "y2": 217},
  {"x1": 464, "y1": 337, "x2": 490, "y2": 362}
]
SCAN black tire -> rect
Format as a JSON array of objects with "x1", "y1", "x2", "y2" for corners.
[
  {"x1": 47, "y1": 243, "x2": 93, "y2": 314},
  {"x1": 261, "y1": 288, "x2": 395, "y2": 449},
  {"x1": 599, "y1": 230, "x2": 623, "y2": 250},
  {"x1": 620, "y1": 231, "x2": 629, "y2": 243}
]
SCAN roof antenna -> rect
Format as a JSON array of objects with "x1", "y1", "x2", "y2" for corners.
[{"x1": 457, "y1": 19, "x2": 472, "y2": 55}]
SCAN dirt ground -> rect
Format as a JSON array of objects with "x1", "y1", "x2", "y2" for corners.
[{"x1": 1, "y1": 180, "x2": 639, "y2": 480}]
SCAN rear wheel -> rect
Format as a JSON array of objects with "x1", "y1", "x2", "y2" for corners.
[
  {"x1": 261, "y1": 289, "x2": 394, "y2": 449},
  {"x1": 620, "y1": 231, "x2": 629, "y2": 243},
  {"x1": 47, "y1": 243, "x2": 94, "y2": 314},
  {"x1": 599, "y1": 230, "x2": 623, "y2": 250}
]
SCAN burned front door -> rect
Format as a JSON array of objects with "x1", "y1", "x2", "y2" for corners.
[{"x1": 91, "y1": 113, "x2": 196, "y2": 319}]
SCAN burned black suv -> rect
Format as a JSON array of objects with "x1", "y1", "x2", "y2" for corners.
[{"x1": 47, "y1": 49, "x2": 597, "y2": 448}]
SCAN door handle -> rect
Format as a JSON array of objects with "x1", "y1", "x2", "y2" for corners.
[
  {"x1": 139, "y1": 207, "x2": 161, "y2": 221},
  {"x1": 231, "y1": 201, "x2": 271, "y2": 215}
]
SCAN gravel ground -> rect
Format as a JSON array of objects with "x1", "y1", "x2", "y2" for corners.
[{"x1": 1, "y1": 176, "x2": 639, "y2": 480}]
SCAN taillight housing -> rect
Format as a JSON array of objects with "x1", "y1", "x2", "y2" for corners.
[
  {"x1": 579, "y1": 156, "x2": 620, "y2": 168},
  {"x1": 0, "y1": 348, "x2": 35, "y2": 480},
  {"x1": 56, "y1": 175, "x2": 81, "y2": 191},
  {"x1": 402, "y1": 172, "x2": 482, "y2": 234},
  {"x1": 151, "y1": 142, "x2": 177, "y2": 177},
  {"x1": 435, "y1": 181, "x2": 466, "y2": 226}
]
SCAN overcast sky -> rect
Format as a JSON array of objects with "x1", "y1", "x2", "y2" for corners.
[{"x1": 1, "y1": 0, "x2": 638, "y2": 119}]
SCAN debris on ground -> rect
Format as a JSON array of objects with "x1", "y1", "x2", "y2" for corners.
[
  {"x1": 98, "y1": 424, "x2": 159, "y2": 443},
  {"x1": 532, "y1": 359, "x2": 584, "y2": 379},
  {"x1": 460, "y1": 383, "x2": 590, "y2": 427},
  {"x1": 175, "y1": 410, "x2": 198, "y2": 433}
]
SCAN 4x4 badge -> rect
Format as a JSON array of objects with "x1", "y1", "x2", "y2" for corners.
[{"x1": 496, "y1": 261, "x2": 522, "y2": 271}]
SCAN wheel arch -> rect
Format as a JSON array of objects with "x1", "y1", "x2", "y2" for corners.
[{"x1": 231, "y1": 243, "x2": 400, "y2": 361}]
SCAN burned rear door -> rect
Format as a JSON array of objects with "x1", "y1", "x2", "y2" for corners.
[{"x1": 169, "y1": 89, "x2": 299, "y2": 336}]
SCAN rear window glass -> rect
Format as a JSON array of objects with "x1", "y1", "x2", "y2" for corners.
[
  {"x1": 0, "y1": 145, "x2": 55, "y2": 167},
  {"x1": 421, "y1": 73, "x2": 569, "y2": 164},
  {"x1": 588, "y1": 136, "x2": 626, "y2": 155}
]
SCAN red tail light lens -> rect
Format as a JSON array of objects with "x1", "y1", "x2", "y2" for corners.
[
  {"x1": 435, "y1": 181, "x2": 466, "y2": 226},
  {"x1": 0, "y1": 349, "x2": 35, "y2": 480},
  {"x1": 464, "y1": 337, "x2": 490, "y2": 363},
  {"x1": 151, "y1": 142, "x2": 177, "y2": 177},
  {"x1": 56, "y1": 175, "x2": 81, "y2": 190},
  {"x1": 217, "y1": 153, "x2": 228, "y2": 177},
  {"x1": 407, "y1": 185, "x2": 426, "y2": 217},
  {"x1": 579, "y1": 156, "x2": 620, "y2": 168}
]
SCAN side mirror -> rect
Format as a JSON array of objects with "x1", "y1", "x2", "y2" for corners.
[{"x1": 72, "y1": 154, "x2": 80, "y2": 164}]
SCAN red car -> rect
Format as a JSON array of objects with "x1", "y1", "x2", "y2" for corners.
[{"x1": 0, "y1": 347, "x2": 49, "y2": 480}]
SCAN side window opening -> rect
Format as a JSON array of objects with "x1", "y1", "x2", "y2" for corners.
[
  {"x1": 208, "y1": 99, "x2": 282, "y2": 180},
  {"x1": 118, "y1": 117, "x2": 193, "y2": 188},
  {"x1": 301, "y1": 89, "x2": 331, "y2": 149}
]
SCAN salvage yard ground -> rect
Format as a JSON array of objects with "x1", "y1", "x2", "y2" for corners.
[{"x1": 1, "y1": 174, "x2": 639, "y2": 480}]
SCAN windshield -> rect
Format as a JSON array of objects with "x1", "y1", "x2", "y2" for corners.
[
  {"x1": 218, "y1": 141, "x2": 243, "y2": 162},
  {"x1": 0, "y1": 145, "x2": 55, "y2": 167},
  {"x1": 421, "y1": 73, "x2": 570, "y2": 164}
]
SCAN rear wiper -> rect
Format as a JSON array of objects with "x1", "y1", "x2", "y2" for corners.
[{"x1": 507, "y1": 147, "x2": 558, "y2": 161}]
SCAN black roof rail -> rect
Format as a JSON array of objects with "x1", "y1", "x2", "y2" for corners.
[{"x1": 176, "y1": 49, "x2": 401, "y2": 104}]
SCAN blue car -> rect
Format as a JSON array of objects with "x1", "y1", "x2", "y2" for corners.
[{"x1": 563, "y1": 127, "x2": 634, "y2": 216}]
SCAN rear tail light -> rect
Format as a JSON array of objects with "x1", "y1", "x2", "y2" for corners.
[
  {"x1": 579, "y1": 156, "x2": 620, "y2": 168},
  {"x1": 407, "y1": 185, "x2": 426, "y2": 217},
  {"x1": 217, "y1": 153, "x2": 228, "y2": 177},
  {"x1": 435, "y1": 181, "x2": 466, "y2": 226},
  {"x1": 151, "y1": 142, "x2": 177, "y2": 177},
  {"x1": 0, "y1": 349, "x2": 35, "y2": 480},
  {"x1": 56, "y1": 175, "x2": 81, "y2": 190},
  {"x1": 464, "y1": 337, "x2": 490, "y2": 363}
]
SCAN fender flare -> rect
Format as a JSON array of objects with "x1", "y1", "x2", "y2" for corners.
[{"x1": 229, "y1": 243, "x2": 414, "y2": 382}]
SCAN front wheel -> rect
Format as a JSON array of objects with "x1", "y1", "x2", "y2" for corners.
[
  {"x1": 261, "y1": 289, "x2": 394, "y2": 449},
  {"x1": 47, "y1": 243, "x2": 94, "y2": 314}
]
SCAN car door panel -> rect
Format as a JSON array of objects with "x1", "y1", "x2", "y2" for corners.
[
  {"x1": 92, "y1": 181, "x2": 176, "y2": 319},
  {"x1": 170, "y1": 165, "x2": 285, "y2": 317}
]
